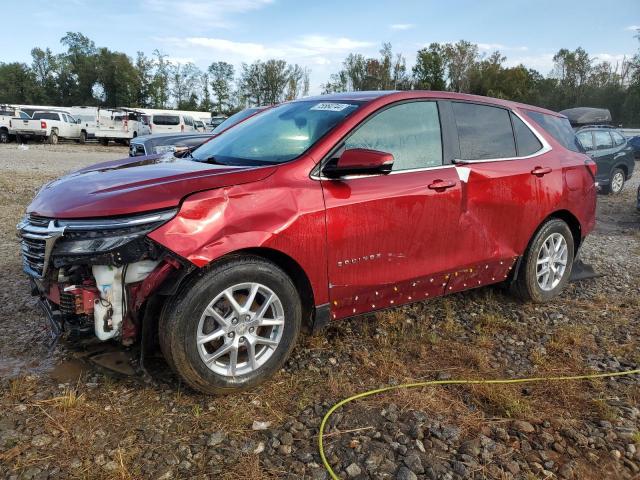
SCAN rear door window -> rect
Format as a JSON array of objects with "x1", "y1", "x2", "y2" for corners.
[
  {"x1": 153, "y1": 115, "x2": 180, "y2": 126},
  {"x1": 452, "y1": 102, "x2": 516, "y2": 160},
  {"x1": 593, "y1": 131, "x2": 613, "y2": 150},
  {"x1": 511, "y1": 113, "x2": 543, "y2": 156},
  {"x1": 344, "y1": 101, "x2": 442, "y2": 171},
  {"x1": 576, "y1": 131, "x2": 594, "y2": 151}
]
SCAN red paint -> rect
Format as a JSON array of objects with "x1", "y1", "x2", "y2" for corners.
[{"x1": 29, "y1": 91, "x2": 596, "y2": 323}]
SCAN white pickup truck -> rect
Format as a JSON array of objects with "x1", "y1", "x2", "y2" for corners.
[
  {"x1": 0, "y1": 106, "x2": 31, "y2": 143},
  {"x1": 95, "y1": 108, "x2": 150, "y2": 145},
  {"x1": 11, "y1": 110, "x2": 83, "y2": 144}
]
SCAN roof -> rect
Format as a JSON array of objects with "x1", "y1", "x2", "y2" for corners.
[{"x1": 298, "y1": 90, "x2": 562, "y2": 117}]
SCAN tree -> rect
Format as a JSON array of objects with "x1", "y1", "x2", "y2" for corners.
[
  {"x1": 0, "y1": 62, "x2": 37, "y2": 104},
  {"x1": 208, "y1": 61, "x2": 235, "y2": 113},
  {"x1": 170, "y1": 63, "x2": 201, "y2": 109},
  {"x1": 133, "y1": 51, "x2": 155, "y2": 107},
  {"x1": 262, "y1": 59, "x2": 290, "y2": 105},
  {"x1": 443, "y1": 40, "x2": 479, "y2": 92},
  {"x1": 30, "y1": 47, "x2": 59, "y2": 103},
  {"x1": 60, "y1": 32, "x2": 98, "y2": 104},
  {"x1": 413, "y1": 43, "x2": 447, "y2": 90},
  {"x1": 151, "y1": 50, "x2": 171, "y2": 108}
]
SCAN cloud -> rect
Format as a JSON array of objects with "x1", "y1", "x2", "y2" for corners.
[
  {"x1": 624, "y1": 25, "x2": 640, "y2": 31},
  {"x1": 504, "y1": 53, "x2": 556, "y2": 73},
  {"x1": 477, "y1": 43, "x2": 528, "y2": 52},
  {"x1": 144, "y1": 0, "x2": 273, "y2": 28},
  {"x1": 297, "y1": 35, "x2": 374, "y2": 52},
  {"x1": 390, "y1": 23, "x2": 415, "y2": 31},
  {"x1": 166, "y1": 35, "x2": 374, "y2": 62},
  {"x1": 592, "y1": 53, "x2": 631, "y2": 64}
]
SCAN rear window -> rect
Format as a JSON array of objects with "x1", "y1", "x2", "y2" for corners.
[
  {"x1": 153, "y1": 115, "x2": 180, "y2": 126},
  {"x1": 452, "y1": 102, "x2": 516, "y2": 160},
  {"x1": 511, "y1": 113, "x2": 543, "y2": 156},
  {"x1": 33, "y1": 112, "x2": 59, "y2": 120},
  {"x1": 525, "y1": 111, "x2": 582, "y2": 152}
]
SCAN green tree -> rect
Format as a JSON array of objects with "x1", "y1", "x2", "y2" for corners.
[
  {"x1": 208, "y1": 61, "x2": 235, "y2": 112},
  {"x1": 413, "y1": 43, "x2": 447, "y2": 90}
]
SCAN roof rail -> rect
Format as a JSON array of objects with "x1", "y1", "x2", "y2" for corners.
[{"x1": 575, "y1": 124, "x2": 616, "y2": 131}]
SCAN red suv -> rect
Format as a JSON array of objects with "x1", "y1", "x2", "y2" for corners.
[{"x1": 19, "y1": 91, "x2": 596, "y2": 394}]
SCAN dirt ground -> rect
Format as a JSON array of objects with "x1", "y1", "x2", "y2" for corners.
[{"x1": 0, "y1": 143, "x2": 638, "y2": 480}]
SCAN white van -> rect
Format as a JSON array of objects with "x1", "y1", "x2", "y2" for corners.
[{"x1": 149, "y1": 113, "x2": 196, "y2": 134}]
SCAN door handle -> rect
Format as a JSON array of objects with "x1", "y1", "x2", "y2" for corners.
[
  {"x1": 531, "y1": 166, "x2": 552, "y2": 177},
  {"x1": 428, "y1": 179, "x2": 457, "y2": 190}
]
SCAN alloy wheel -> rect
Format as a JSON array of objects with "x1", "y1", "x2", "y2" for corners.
[
  {"x1": 536, "y1": 232, "x2": 568, "y2": 291},
  {"x1": 196, "y1": 282, "x2": 285, "y2": 376},
  {"x1": 611, "y1": 171, "x2": 624, "y2": 193}
]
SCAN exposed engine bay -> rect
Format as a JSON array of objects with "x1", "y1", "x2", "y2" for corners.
[{"x1": 17, "y1": 209, "x2": 186, "y2": 345}]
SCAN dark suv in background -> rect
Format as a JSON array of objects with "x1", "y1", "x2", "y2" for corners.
[{"x1": 576, "y1": 126, "x2": 635, "y2": 194}]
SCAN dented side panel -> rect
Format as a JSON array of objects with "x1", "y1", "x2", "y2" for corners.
[{"x1": 148, "y1": 156, "x2": 330, "y2": 305}]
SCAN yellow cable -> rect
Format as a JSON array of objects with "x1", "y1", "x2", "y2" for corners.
[{"x1": 318, "y1": 369, "x2": 640, "y2": 480}]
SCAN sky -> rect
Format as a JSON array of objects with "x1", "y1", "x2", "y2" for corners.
[{"x1": 3, "y1": 0, "x2": 639, "y2": 94}]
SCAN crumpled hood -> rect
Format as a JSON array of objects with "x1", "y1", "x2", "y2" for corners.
[{"x1": 27, "y1": 154, "x2": 277, "y2": 218}]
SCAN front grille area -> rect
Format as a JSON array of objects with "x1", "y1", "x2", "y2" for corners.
[{"x1": 17, "y1": 215, "x2": 66, "y2": 278}]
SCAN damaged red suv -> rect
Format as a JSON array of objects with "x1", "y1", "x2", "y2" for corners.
[{"x1": 19, "y1": 91, "x2": 596, "y2": 394}]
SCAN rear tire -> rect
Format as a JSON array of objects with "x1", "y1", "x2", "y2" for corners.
[
  {"x1": 99, "y1": 138, "x2": 109, "y2": 146},
  {"x1": 79, "y1": 131, "x2": 87, "y2": 144},
  {"x1": 48, "y1": 131, "x2": 58, "y2": 145},
  {"x1": 513, "y1": 218, "x2": 574, "y2": 303},
  {"x1": 607, "y1": 167, "x2": 625, "y2": 195},
  {"x1": 159, "y1": 256, "x2": 301, "y2": 394},
  {"x1": 0, "y1": 129, "x2": 8, "y2": 143}
]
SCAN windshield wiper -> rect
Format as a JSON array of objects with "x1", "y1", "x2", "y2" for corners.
[{"x1": 197, "y1": 155, "x2": 225, "y2": 165}]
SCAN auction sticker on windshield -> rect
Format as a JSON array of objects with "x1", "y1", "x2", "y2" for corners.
[{"x1": 310, "y1": 103, "x2": 353, "y2": 112}]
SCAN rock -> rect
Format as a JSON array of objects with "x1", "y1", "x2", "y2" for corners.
[
  {"x1": 505, "y1": 461, "x2": 520, "y2": 475},
  {"x1": 207, "y1": 431, "x2": 225, "y2": 447},
  {"x1": 310, "y1": 467, "x2": 328, "y2": 480},
  {"x1": 252, "y1": 420, "x2": 271, "y2": 430},
  {"x1": 396, "y1": 465, "x2": 418, "y2": 480},
  {"x1": 559, "y1": 463, "x2": 575, "y2": 479},
  {"x1": 31, "y1": 434, "x2": 52, "y2": 447},
  {"x1": 403, "y1": 452, "x2": 424, "y2": 474},
  {"x1": 458, "y1": 438, "x2": 481, "y2": 457},
  {"x1": 512, "y1": 420, "x2": 535, "y2": 433},
  {"x1": 70, "y1": 458, "x2": 82, "y2": 469},
  {"x1": 611, "y1": 449, "x2": 622, "y2": 460},
  {"x1": 103, "y1": 461, "x2": 119, "y2": 471},
  {"x1": 345, "y1": 463, "x2": 362, "y2": 477},
  {"x1": 155, "y1": 469, "x2": 174, "y2": 480},
  {"x1": 253, "y1": 442, "x2": 265, "y2": 454},
  {"x1": 178, "y1": 460, "x2": 191, "y2": 471},
  {"x1": 279, "y1": 445, "x2": 292, "y2": 455},
  {"x1": 280, "y1": 432, "x2": 294, "y2": 446}
]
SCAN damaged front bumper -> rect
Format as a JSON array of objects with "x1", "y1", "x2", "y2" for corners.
[{"x1": 17, "y1": 209, "x2": 183, "y2": 344}]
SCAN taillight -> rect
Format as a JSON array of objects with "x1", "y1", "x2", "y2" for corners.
[
  {"x1": 40, "y1": 121, "x2": 47, "y2": 129},
  {"x1": 181, "y1": 124, "x2": 184, "y2": 132},
  {"x1": 585, "y1": 157, "x2": 597, "y2": 178}
]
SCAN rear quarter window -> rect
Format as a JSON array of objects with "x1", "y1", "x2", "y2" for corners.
[
  {"x1": 511, "y1": 113, "x2": 543, "y2": 156},
  {"x1": 611, "y1": 131, "x2": 626, "y2": 146},
  {"x1": 525, "y1": 111, "x2": 582, "y2": 152},
  {"x1": 153, "y1": 115, "x2": 180, "y2": 126}
]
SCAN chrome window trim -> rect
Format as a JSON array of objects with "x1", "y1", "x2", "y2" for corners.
[
  {"x1": 311, "y1": 106, "x2": 553, "y2": 180},
  {"x1": 310, "y1": 164, "x2": 455, "y2": 181}
]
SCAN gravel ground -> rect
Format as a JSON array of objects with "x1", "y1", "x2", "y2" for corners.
[{"x1": 0, "y1": 143, "x2": 638, "y2": 480}]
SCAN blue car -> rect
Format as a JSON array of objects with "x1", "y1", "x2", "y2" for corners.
[{"x1": 628, "y1": 135, "x2": 640, "y2": 160}]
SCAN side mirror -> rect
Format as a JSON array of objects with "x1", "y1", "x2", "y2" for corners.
[{"x1": 323, "y1": 148, "x2": 394, "y2": 178}]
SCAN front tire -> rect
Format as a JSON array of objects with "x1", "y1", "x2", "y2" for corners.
[
  {"x1": 513, "y1": 219, "x2": 574, "y2": 303},
  {"x1": 159, "y1": 256, "x2": 301, "y2": 394},
  {"x1": 0, "y1": 130, "x2": 8, "y2": 143}
]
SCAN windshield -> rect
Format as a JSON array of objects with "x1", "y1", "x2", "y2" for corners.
[
  {"x1": 212, "y1": 108, "x2": 261, "y2": 134},
  {"x1": 193, "y1": 101, "x2": 361, "y2": 165}
]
